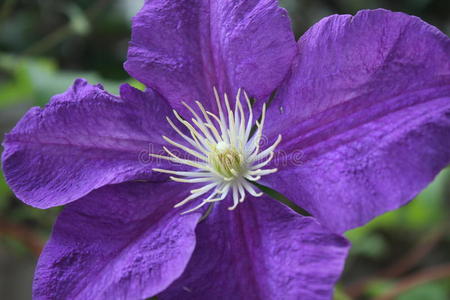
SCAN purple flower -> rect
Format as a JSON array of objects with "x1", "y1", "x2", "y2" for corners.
[{"x1": 2, "y1": 1, "x2": 450, "y2": 299}]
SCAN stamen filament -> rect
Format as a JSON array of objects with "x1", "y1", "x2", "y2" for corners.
[
  {"x1": 166, "y1": 117, "x2": 208, "y2": 154},
  {"x1": 162, "y1": 136, "x2": 208, "y2": 161}
]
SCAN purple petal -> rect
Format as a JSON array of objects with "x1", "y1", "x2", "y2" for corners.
[
  {"x1": 33, "y1": 181, "x2": 201, "y2": 300},
  {"x1": 160, "y1": 197, "x2": 349, "y2": 300},
  {"x1": 2, "y1": 79, "x2": 177, "y2": 208},
  {"x1": 125, "y1": 0, "x2": 296, "y2": 115},
  {"x1": 262, "y1": 9, "x2": 450, "y2": 233}
]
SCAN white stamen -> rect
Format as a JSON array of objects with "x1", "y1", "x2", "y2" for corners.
[{"x1": 152, "y1": 87, "x2": 280, "y2": 213}]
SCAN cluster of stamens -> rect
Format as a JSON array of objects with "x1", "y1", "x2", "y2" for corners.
[{"x1": 151, "y1": 88, "x2": 281, "y2": 213}]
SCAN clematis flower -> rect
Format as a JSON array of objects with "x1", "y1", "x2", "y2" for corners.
[{"x1": 2, "y1": 1, "x2": 450, "y2": 299}]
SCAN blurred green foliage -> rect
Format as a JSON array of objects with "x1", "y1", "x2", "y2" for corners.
[
  {"x1": 0, "y1": 54, "x2": 143, "y2": 107},
  {"x1": 0, "y1": 0, "x2": 449, "y2": 299},
  {"x1": 0, "y1": 172, "x2": 8, "y2": 210},
  {"x1": 397, "y1": 282, "x2": 448, "y2": 300}
]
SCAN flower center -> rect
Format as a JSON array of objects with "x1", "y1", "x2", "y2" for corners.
[
  {"x1": 151, "y1": 88, "x2": 281, "y2": 213},
  {"x1": 210, "y1": 143, "x2": 243, "y2": 178}
]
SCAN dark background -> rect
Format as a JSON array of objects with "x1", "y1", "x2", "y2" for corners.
[{"x1": 0, "y1": 0, "x2": 449, "y2": 299}]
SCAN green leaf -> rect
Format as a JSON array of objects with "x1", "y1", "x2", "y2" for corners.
[
  {"x1": 0, "y1": 54, "x2": 33, "y2": 107},
  {"x1": 397, "y1": 282, "x2": 447, "y2": 300},
  {"x1": 0, "y1": 171, "x2": 11, "y2": 211},
  {"x1": 252, "y1": 182, "x2": 312, "y2": 216},
  {"x1": 127, "y1": 78, "x2": 145, "y2": 91},
  {"x1": 365, "y1": 279, "x2": 395, "y2": 297}
]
